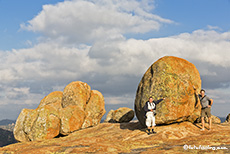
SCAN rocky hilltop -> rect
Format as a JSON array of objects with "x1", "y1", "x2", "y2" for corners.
[
  {"x1": 2, "y1": 56, "x2": 229, "y2": 153},
  {"x1": 1, "y1": 121, "x2": 230, "y2": 153}
]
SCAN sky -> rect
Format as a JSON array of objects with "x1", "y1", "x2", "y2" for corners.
[{"x1": 0, "y1": 0, "x2": 230, "y2": 120}]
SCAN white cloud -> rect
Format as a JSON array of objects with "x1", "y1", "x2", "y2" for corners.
[
  {"x1": 0, "y1": 42, "x2": 95, "y2": 106},
  {"x1": 104, "y1": 95, "x2": 134, "y2": 105},
  {"x1": 87, "y1": 30, "x2": 230, "y2": 79},
  {"x1": 0, "y1": 43, "x2": 93, "y2": 83},
  {"x1": 0, "y1": 85, "x2": 43, "y2": 106},
  {"x1": 171, "y1": 30, "x2": 230, "y2": 67},
  {"x1": 207, "y1": 25, "x2": 222, "y2": 31},
  {"x1": 20, "y1": 0, "x2": 173, "y2": 44},
  {"x1": 1, "y1": 29, "x2": 230, "y2": 106}
]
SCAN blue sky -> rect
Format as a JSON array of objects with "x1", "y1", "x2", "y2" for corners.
[
  {"x1": 0, "y1": 0, "x2": 230, "y2": 120},
  {"x1": 0, "y1": 0, "x2": 62, "y2": 50},
  {"x1": 1, "y1": 0, "x2": 230, "y2": 50}
]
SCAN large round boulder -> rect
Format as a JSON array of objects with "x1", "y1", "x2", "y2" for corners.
[{"x1": 135, "y1": 56, "x2": 202, "y2": 126}]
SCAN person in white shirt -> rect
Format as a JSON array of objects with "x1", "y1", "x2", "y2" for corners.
[{"x1": 144, "y1": 97, "x2": 165, "y2": 135}]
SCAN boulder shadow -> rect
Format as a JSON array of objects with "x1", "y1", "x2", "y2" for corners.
[
  {"x1": 118, "y1": 108, "x2": 147, "y2": 133},
  {"x1": 118, "y1": 106, "x2": 148, "y2": 133},
  {"x1": 119, "y1": 121, "x2": 147, "y2": 133},
  {"x1": 119, "y1": 119, "x2": 211, "y2": 134},
  {"x1": 193, "y1": 122, "x2": 212, "y2": 130},
  {"x1": 119, "y1": 110, "x2": 135, "y2": 123}
]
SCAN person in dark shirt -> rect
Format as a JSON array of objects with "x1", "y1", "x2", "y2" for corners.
[
  {"x1": 144, "y1": 97, "x2": 165, "y2": 135},
  {"x1": 194, "y1": 88, "x2": 213, "y2": 131}
]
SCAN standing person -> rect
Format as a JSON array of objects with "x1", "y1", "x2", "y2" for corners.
[
  {"x1": 194, "y1": 88, "x2": 213, "y2": 131},
  {"x1": 144, "y1": 97, "x2": 165, "y2": 135}
]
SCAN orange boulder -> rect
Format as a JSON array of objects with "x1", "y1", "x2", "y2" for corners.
[
  {"x1": 135, "y1": 56, "x2": 202, "y2": 126},
  {"x1": 38, "y1": 91, "x2": 63, "y2": 108},
  {"x1": 14, "y1": 82, "x2": 106, "y2": 142},
  {"x1": 14, "y1": 109, "x2": 36, "y2": 142},
  {"x1": 62, "y1": 81, "x2": 91, "y2": 110},
  {"x1": 60, "y1": 105, "x2": 85, "y2": 135},
  {"x1": 14, "y1": 91, "x2": 63, "y2": 142},
  {"x1": 82, "y1": 90, "x2": 106, "y2": 128}
]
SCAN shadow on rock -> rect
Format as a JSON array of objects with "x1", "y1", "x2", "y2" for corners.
[{"x1": 119, "y1": 121, "x2": 147, "y2": 133}]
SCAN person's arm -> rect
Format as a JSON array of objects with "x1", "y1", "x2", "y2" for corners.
[
  {"x1": 208, "y1": 99, "x2": 213, "y2": 108},
  {"x1": 193, "y1": 86, "x2": 200, "y2": 105},
  {"x1": 193, "y1": 86, "x2": 199, "y2": 96},
  {"x1": 155, "y1": 98, "x2": 165, "y2": 105}
]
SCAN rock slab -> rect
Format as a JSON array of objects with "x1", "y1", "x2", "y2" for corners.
[
  {"x1": 135, "y1": 56, "x2": 202, "y2": 126},
  {"x1": 2, "y1": 122, "x2": 230, "y2": 153}
]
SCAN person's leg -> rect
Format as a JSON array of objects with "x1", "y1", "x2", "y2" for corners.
[
  {"x1": 207, "y1": 108, "x2": 212, "y2": 130},
  {"x1": 151, "y1": 116, "x2": 156, "y2": 133},
  {"x1": 151, "y1": 126, "x2": 155, "y2": 130},
  {"x1": 149, "y1": 114, "x2": 154, "y2": 133},
  {"x1": 146, "y1": 113, "x2": 151, "y2": 135},
  {"x1": 208, "y1": 117, "x2": 212, "y2": 130},
  {"x1": 201, "y1": 117, "x2": 205, "y2": 130},
  {"x1": 201, "y1": 109, "x2": 205, "y2": 130}
]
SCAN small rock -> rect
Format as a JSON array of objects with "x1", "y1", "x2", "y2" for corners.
[
  {"x1": 104, "y1": 107, "x2": 134, "y2": 123},
  {"x1": 104, "y1": 110, "x2": 115, "y2": 123}
]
